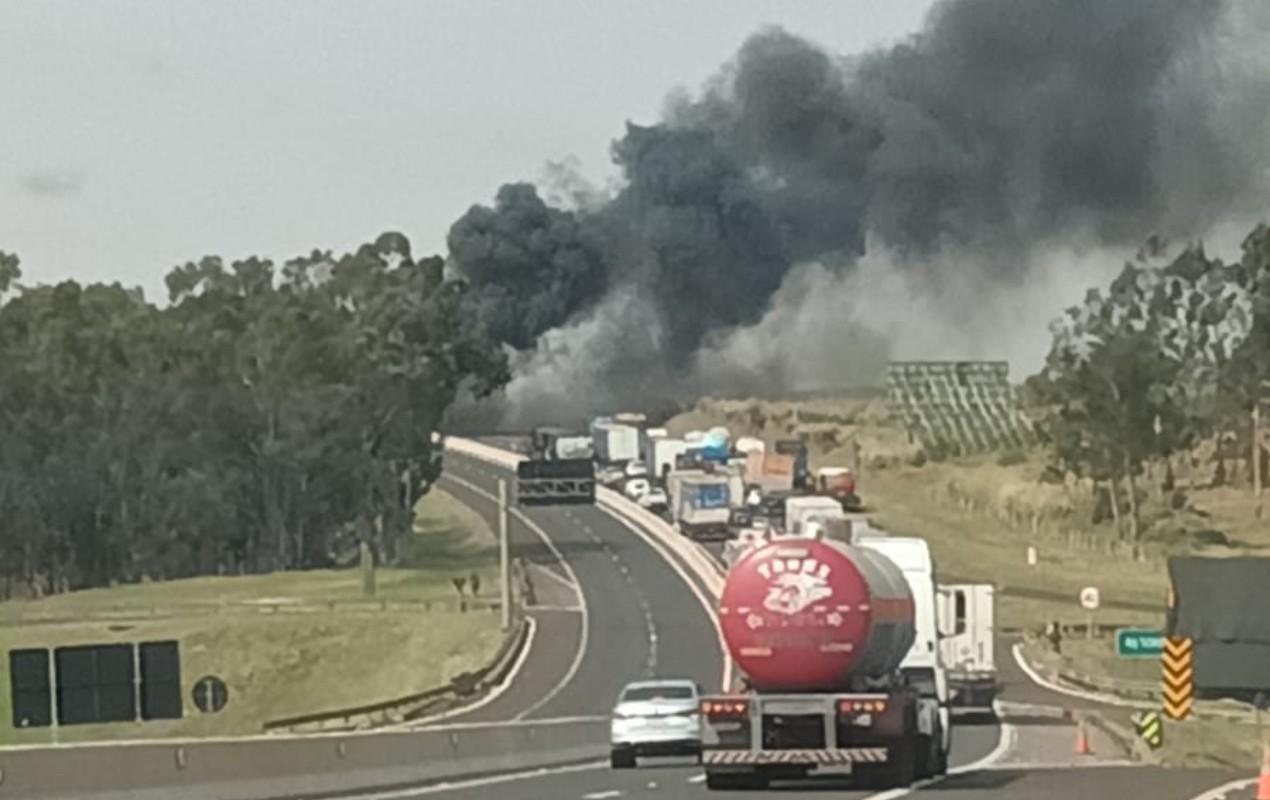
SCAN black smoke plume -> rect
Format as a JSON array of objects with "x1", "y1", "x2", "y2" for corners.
[{"x1": 444, "y1": 0, "x2": 1270, "y2": 431}]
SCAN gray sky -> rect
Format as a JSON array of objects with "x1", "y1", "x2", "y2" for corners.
[{"x1": 1, "y1": 0, "x2": 935, "y2": 302}]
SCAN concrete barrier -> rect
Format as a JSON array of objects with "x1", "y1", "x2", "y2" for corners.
[{"x1": 1, "y1": 717, "x2": 607, "y2": 800}]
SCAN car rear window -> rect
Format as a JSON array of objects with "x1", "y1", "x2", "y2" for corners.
[{"x1": 623, "y1": 685, "x2": 694, "y2": 701}]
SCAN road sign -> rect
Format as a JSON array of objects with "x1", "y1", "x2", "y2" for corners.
[
  {"x1": 192, "y1": 676, "x2": 228, "y2": 714},
  {"x1": 1133, "y1": 710, "x2": 1164, "y2": 749},
  {"x1": 1079, "y1": 586, "x2": 1100, "y2": 610},
  {"x1": 1116, "y1": 629, "x2": 1165, "y2": 658},
  {"x1": 1162, "y1": 636, "x2": 1194, "y2": 720}
]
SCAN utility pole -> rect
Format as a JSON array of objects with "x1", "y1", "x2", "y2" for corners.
[
  {"x1": 1255, "y1": 403, "x2": 1262, "y2": 497},
  {"x1": 48, "y1": 648, "x2": 59, "y2": 746},
  {"x1": 499, "y1": 478, "x2": 511, "y2": 631}
]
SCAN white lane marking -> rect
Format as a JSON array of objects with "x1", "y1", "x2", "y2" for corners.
[
  {"x1": 863, "y1": 702, "x2": 1016, "y2": 800},
  {"x1": 687, "y1": 774, "x2": 705, "y2": 784},
  {"x1": 563, "y1": 512, "x2": 659, "y2": 679},
  {"x1": 525, "y1": 605, "x2": 584, "y2": 613},
  {"x1": 402, "y1": 615, "x2": 540, "y2": 728},
  {"x1": 980, "y1": 759, "x2": 1138, "y2": 770},
  {"x1": 644, "y1": 604, "x2": 659, "y2": 677},
  {"x1": 599, "y1": 510, "x2": 733, "y2": 692},
  {"x1": 1190, "y1": 777, "x2": 1258, "y2": 800},
  {"x1": 439, "y1": 470, "x2": 590, "y2": 722},
  {"x1": 1010, "y1": 642, "x2": 1153, "y2": 709},
  {"x1": 582, "y1": 792, "x2": 622, "y2": 799},
  {"x1": 534, "y1": 565, "x2": 582, "y2": 591},
  {"x1": 443, "y1": 442, "x2": 729, "y2": 701},
  {"x1": 328, "y1": 760, "x2": 608, "y2": 799}
]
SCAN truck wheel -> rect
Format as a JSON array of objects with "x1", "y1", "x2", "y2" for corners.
[
  {"x1": 915, "y1": 734, "x2": 934, "y2": 779},
  {"x1": 610, "y1": 748, "x2": 636, "y2": 769},
  {"x1": 934, "y1": 735, "x2": 949, "y2": 776},
  {"x1": 916, "y1": 732, "x2": 947, "y2": 778},
  {"x1": 884, "y1": 738, "x2": 917, "y2": 788}
]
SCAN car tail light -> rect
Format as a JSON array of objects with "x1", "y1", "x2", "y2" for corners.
[
  {"x1": 701, "y1": 700, "x2": 748, "y2": 718},
  {"x1": 836, "y1": 698, "x2": 887, "y2": 715}
]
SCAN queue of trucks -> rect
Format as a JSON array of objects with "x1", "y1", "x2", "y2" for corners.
[{"x1": 530, "y1": 414, "x2": 996, "y2": 789}]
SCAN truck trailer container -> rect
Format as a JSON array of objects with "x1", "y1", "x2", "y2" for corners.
[
  {"x1": 591, "y1": 421, "x2": 640, "y2": 465},
  {"x1": 668, "y1": 472, "x2": 733, "y2": 540}
]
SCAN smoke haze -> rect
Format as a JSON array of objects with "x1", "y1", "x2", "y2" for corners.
[{"x1": 444, "y1": 0, "x2": 1270, "y2": 430}]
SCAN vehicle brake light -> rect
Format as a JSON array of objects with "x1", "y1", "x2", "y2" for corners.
[
  {"x1": 836, "y1": 698, "x2": 887, "y2": 715},
  {"x1": 701, "y1": 700, "x2": 749, "y2": 717}
]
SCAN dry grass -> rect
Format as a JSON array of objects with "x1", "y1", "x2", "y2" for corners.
[
  {"x1": 0, "y1": 487, "x2": 502, "y2": 746},
  {"x1": 668, "y1": 395, "x2": 1270, "y2": 631}
]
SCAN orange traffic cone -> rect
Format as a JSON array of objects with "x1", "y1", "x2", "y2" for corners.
[
  {"x1": 1255, "y1": 741, "x2": 1270, "y2": 800},
  {"x1": 1075, "y1": 718, "x2": 1092, "y2": 756}
]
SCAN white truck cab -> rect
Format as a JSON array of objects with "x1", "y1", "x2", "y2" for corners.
[
  {"x1": 936, "y1": 583, "x2": 997, "y2": 714},
  {"x1": 856, "y1": 537, "x2": 952, "y2": 760}
]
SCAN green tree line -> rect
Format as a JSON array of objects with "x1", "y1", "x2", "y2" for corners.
[
  {"x1": 0, "y1": 233, "x2": 508, "y2": 598},
  {"x1": 1027, "y1": 222, "x2": 1270, "y2": 548}
]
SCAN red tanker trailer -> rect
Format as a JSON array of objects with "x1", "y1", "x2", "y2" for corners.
[{"x1": 699, "y1": 536, "x2": 950, "y2": 791}]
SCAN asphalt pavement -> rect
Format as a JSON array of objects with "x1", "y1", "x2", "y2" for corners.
[
  {"x1": 414, "y1": 761, "x2": 1248, "y2": 800},
  {"x1": 435, "y1": 451, "x2": 724, "y2": 722}
]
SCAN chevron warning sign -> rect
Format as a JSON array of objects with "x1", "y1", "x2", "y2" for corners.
[
  {"x1": 1133, "y1": 710, "x2": 1164, "y2": 749},
  {"x1": 1162, "y1": 636, "x2": 1193, "y2": 720}
]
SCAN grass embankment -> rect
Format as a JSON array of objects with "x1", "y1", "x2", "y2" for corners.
[
  {"x1": 668, "y1": 396, "x2": 1268, "y2": 633},
  {"x1": 1019, "y1": 638, "x2": 1267, "y2": 769},
  {"x1": 0, "y1": 488, "x2": 502, "y2": 746}
]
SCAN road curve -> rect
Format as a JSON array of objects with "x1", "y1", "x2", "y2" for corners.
[
  {"x1": 424, "y1": 442, "x2": 1254, "y2": 800},
  {"x1": 435, "y1": 450, "x2": 726, "y2": 722},
  {"x1": 412, "y1": 444, "x2": 1006, "y2": 799}
]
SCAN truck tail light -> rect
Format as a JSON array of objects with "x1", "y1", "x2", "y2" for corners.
[
  {"x1": 837, "y1": 698, "x2": 887, "y2": 715},
  {"x1": 701, "y1": 700, "x2": 749, "y2": 718}
]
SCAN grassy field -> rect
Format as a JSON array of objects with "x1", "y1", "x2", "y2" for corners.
[
  {"x1": 0, "y1": 488, "x2": 503, "y2": 746},
  {"x1": 667, "y1": 396, "x2": 1266, "y2": 633}
]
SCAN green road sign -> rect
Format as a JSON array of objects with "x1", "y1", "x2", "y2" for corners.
[{"x1": 1116, "y1": 629, "x2": 1165, "y2": 657}]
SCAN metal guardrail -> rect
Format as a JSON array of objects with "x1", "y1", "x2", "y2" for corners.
[
  {"x1": 1, "y1": 597, "x2": 501, "y2": 628},
  {"x1": 261, "y1": 615, "x2": 532, "y2": 734},
  {"x1": 1016, "y1": 639, "x2": 1262, "y2": 723},
  {"x1": 261, "y1": 560, "x2": 536, "y2": 734},
  {"x1": 2, "y1": 717, "x2": 608, "y2": 800}
]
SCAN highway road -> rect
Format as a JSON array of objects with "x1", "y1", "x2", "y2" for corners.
[
  {"x1": 410, "y1": 442, "x2": 1256, "y2": 800},
  {"x1": 435, "y1": 449, "x2": 725, "y2": 721},
  {"x1": 404, "y1": 761, "x2": 1247, "y2": 800},
  {"x1": 416, "y1": 445, "x2": 1019, "y2": 796}
]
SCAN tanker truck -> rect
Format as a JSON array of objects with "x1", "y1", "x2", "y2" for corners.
[{"x1": 699, "y1": 536, "x2": 950, "y2": 790}]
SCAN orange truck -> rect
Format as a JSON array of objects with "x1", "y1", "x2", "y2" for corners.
[{"x1": 815, "y1": 466, "x2": 863, "y2": 511}]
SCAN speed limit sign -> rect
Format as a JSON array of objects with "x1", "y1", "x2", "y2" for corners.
[{"x1": 1080, "y1": 586, "x2": 1101, "y2": 611}]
